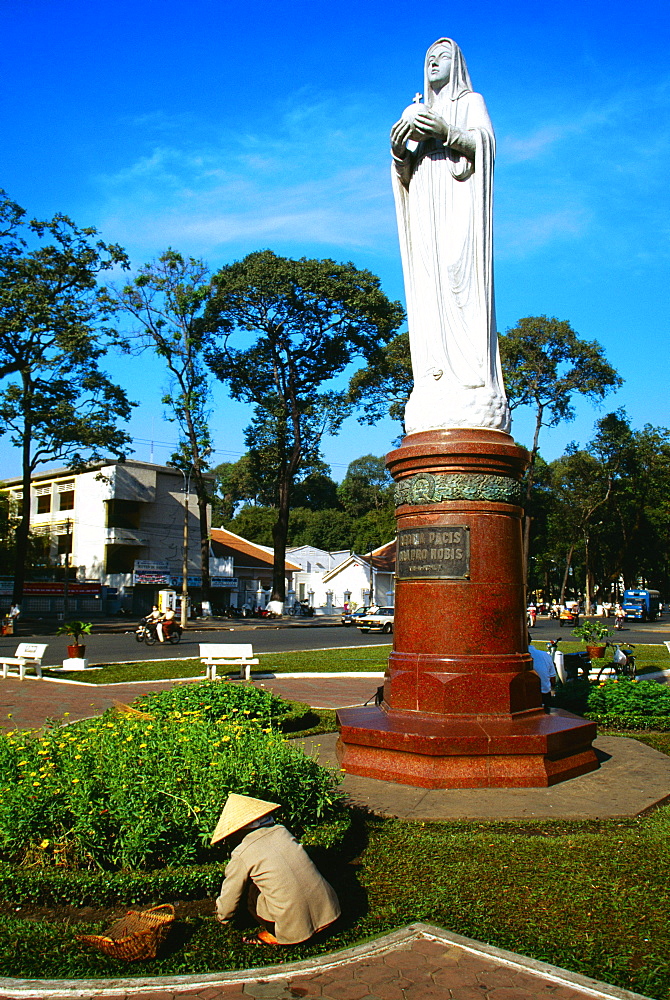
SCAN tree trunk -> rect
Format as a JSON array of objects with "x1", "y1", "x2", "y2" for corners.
[
  {"x1": 271, "y1": 479, "x2": 290, "y2": 603},
  {"x1": 12, "y1": 401, "x2": 33, "y2": 604},
  {"x1": 559, "y1": 544, "x2": 575, "y2": 605},
  {"x1": 196, "y1": 491, "x2": 211, "y2": 604},
  {"x1": 522, "y1": 403, "x2": 544, "y2": 586}
]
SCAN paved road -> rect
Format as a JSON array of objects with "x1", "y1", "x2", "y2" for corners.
[
  {"x1": 0, "y1": 623, "x2": 391, "y2": 667},
  {"x1": 1, "y1": 615, "x2": 667, "y2": 669}
]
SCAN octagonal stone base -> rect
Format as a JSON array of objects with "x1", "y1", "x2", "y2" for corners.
[{"x1": 337, "y1": 705, "x2": 599, "y2": 789}]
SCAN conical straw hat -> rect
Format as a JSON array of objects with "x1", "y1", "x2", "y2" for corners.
[{"x1": 210, "y1": 793, "x2": 280, "y2": 844}]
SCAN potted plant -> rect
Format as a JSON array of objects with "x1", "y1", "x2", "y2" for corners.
[
  {"x1": 572, "y1": 620, "x2": 611, "y2": 658},
  {"x1": 56, "y1": 621, "x2": 93, "y2": 658}
]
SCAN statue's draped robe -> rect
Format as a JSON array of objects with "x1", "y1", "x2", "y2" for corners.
[{"x1": 392, "y1": 40, "x2": 510, "y2": 433}]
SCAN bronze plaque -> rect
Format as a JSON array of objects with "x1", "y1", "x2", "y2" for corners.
[{"x1": 396, "y1": 526, "x2": 470, "y2": 580}]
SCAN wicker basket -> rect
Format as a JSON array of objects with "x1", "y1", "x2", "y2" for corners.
[{"x1": 77, "y1": 903, "x2": 175, "y2": 961}]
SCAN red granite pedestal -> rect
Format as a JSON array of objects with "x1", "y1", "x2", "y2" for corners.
[{"x1": 337, "y1": 428, "x2": 599, "y2": 789}]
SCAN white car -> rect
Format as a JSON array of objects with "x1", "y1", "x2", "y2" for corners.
[{"x1": 356, "y1": 607, "x2": 395, "y2": 634}]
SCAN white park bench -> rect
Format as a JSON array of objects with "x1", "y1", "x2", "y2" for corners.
[
  {"x1": 199, "y1": 643, "x2": 259, "y2": 681},
  {"x1": 1, "y1": 643, "x2": 48, "y2": 680}
]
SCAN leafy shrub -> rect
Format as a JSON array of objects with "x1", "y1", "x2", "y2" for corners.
[
  {"x1": 0, "y1": 710, "x2": 344, "y2": 872},
  {"x1": 552, "y1": 679, "x2": 591, "y2": 715},
  {"x1": 0, "y1": 860, "x2": 226, "y2": 906},
  {"x1": 586, "y1": 714, "x2": 670, "y2": 732},
  {"x1": 133, "y1": 679, "x2": 289, "y2": 724},
  {"x1": 587, "y1": 678, "x2": 670, "y2": 718}
]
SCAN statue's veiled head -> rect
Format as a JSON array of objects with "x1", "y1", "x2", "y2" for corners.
[{"x1": 424, "y1": 38, "x2": 473, "y2": 107}]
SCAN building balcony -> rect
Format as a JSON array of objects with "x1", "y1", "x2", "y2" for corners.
[{"x1": 105, "y1": 528, "x2": 149, "y2": 546}]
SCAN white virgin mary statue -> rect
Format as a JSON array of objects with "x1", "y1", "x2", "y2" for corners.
[{"x1": 391, "y1": 38, "x2": 510, "y2": 434}]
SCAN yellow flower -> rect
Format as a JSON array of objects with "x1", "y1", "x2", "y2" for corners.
[
  {"x1": 32, "y1": 782, "x2": 40, "y2": 787},
  {"x1": 17, "y1": 761, "x2": 27, "y2": 766},
  {"x1": 74, "y1": 755, "x2": 82, "y2": 760},
  {"x1": 72, "y1": 778, "x2": 80, "y2": 784},
  {"x1": 39, "y1": 839, "x2": 50, "y2": 849}
]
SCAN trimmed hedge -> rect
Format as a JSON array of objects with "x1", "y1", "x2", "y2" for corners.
[{"x1": 0, "y1": 815, "x2": 351, "y2": 906}]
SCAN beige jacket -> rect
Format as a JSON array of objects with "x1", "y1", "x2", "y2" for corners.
[{"x1": 215, "y1": 824, "x2": 341, "y2": 944}]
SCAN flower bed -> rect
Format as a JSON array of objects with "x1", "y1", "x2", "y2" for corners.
[{"x1": 0, "y1": 689, "x2": 345, "y2": 872}]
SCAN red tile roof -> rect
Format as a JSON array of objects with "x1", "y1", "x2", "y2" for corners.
[{"x1": 210, "y1": 528, "x2": 301, "y2": 572}]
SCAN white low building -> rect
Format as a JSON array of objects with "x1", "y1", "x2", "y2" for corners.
[
  {"x1": 285, "y1": 541, "x2": 396, "y2": 612},
  {"x1": 321, "y1": 541, "x2": 396, "y2": 610},
  {"x1": 286, "y1": 545, "x2": 351, "y2": 612}
]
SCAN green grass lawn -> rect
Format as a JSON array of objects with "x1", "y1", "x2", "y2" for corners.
[
  {"x1": 1, "y1": 804, "x2": 670, "y2": 997},
  {"x1": 44, "y1": 641, "x2": 668, "y2": 685},
  {"x1": 45, "y1": 644, "x2": 391, "y2": 684}
]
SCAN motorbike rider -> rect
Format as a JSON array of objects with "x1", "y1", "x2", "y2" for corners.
[
  {"x1": 141, "y1": 605, "x2": 162, "y2": 639},
  {"x1": 157, "y1": 606, "x2": 176, "y2": 642},
  {"x1": 614, "y1": 603, "x2": 626, "y2": 630}
]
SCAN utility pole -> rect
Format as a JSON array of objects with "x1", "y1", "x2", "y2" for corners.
[
  {"x1": 181, "y1": 470, "x2": 191, "y2": 629},
  {"x1": 63, "y1": 519, "x2": 72, "y2": 617}
]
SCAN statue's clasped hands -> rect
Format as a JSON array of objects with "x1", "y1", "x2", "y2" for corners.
[{"x1": 391, "y1": 108, "x2": 450, "y2": 155}]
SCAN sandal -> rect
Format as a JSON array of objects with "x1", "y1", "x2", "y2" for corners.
[{"x1": 242, "y1": 929, "x2": 280, "y2": 946}]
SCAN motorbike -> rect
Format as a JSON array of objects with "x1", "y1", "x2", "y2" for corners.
[
  {"x1": 135, "y1": 618, "x2": 183, "y2": 645},
  {"x1": 558, "y1": 607, "x2": 580, "y2": 628}
]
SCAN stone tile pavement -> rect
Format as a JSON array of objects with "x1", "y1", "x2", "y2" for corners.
[{"x1": 0, "y1": 924, "x2": 652, "y2": 1000}]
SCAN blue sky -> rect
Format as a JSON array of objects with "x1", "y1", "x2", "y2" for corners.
[{"x1": 1, "y1": 0, "x2": 668, "y2": 481}]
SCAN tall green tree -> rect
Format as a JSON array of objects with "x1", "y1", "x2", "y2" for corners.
[
  {"x1": 211, "y1": 456, "x2": 260, "y2": 526},
  {"x1": 347, "y1": 330, "x2": 412, "y2": 428},
  {"x1": 110, "y1": 250, "x2": 214, "y2": 602},
  {"x1": 547, "y1": 448, "x2": 615, "y2": 609},
  {"x1": 586, "y1": 413, "x2": 670, "y2": 593},
  {"x1": 204, "y1": 250, "x2": 404, "y2": 601},
  {"x1": 0, "y1": 196, "x2": 133, "y2": 602},
  {"x1": 498, "y1": 316, "x2": 622, "y2": 580},
  {"x1": 338, "y1": 455, "x2": 395, "y2": 519}
]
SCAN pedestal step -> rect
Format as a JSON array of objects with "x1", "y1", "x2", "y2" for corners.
[{"x1": 337, "y1": 705, "x2": 599, "y2": 789}]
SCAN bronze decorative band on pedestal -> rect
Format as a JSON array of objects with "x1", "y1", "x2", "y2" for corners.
[{"x1": 394, "y1": 471, "x2": 523, "y2": 507}]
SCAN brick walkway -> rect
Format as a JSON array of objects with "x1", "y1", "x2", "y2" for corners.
[{"x1": 0, "y1": 673, "x2": 383, "y2": 732}]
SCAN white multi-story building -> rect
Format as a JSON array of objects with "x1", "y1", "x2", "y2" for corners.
[{"x1": 1, "y1": 460, "x2": 209, "y2": 614}]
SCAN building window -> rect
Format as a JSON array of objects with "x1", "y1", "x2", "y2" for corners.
[
  {"x1": 9, "y1": 492, "x2": 23, "y2": 517},
  {"x1": 57, "y1": 533, "x2": 72, "y2": 555},
  {"x1": 36, "y1": 494, "x2": 51, "y2": 514},
  {"x1": 105, "y1": 545, "x2": 141, "y2": 574},
  {"x1": 106, "y1": 500, "x2": 141, "y2": 530},
  {"x1": 58, "y1": 491, "x2": 74, "y2": 511}
]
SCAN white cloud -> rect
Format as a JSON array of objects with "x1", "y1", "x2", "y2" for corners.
[{"x1": 94, "y1": 95, "x2": 398, "y2": 262}]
